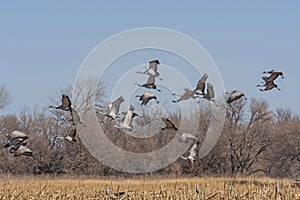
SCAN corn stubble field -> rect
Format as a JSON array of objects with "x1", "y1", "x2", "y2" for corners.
[{"x1": 0, "y1": 176, "x2": 299, "y2": 200}]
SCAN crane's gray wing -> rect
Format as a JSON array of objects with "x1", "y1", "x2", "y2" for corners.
[
  {"x1": 4, "y1": 138, "x2": 26, "y2": 148},
  {"x1": 112, "y1": 96, "x2": 124, "y2": 113},
  {"x1": 123, "y1": 110, "x2": 133, "y2": 127},
  {"x1": 206, "y1": 83, "x2": 214, "y2": 99},
  {"x1": 195, "y1": 73, "x2": 208, "y2": 94},
  {"x1": 8, "y1": 130, "x2": 28, "y2": 139},
  {"x1": 267, "y1": 72, "x2": 280, "y2": 82}
]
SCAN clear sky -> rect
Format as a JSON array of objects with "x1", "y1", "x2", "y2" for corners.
[{"x1": 0, "y1": 1, "x2": 299, "y2": 115}]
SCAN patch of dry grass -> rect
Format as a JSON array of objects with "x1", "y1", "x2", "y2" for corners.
[{"x1": 0, "y1": 175, "x2": 299, "y2": 199}]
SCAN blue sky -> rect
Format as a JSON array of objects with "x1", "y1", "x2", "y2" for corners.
[{"x1": 0, "y1": 1, "x2": 299, "y2": 115}]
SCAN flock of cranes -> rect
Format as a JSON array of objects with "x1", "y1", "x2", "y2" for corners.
[
  {"x1": 4, "y1": 130, "x2": 32, "y2": 157},
  {"x1": 1, "y1": 94, "x2": 82, "y2": 157},
  {"x1": 96, "y1": 59, "x2": 284, "y2": 166},
  {"x1": 1, "y1": 59, "x2": 284, "y2": 167}
]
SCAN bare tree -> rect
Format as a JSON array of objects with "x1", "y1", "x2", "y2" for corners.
[
  {"x1": 0, "y1": 85, "x2": 12, "y2": 110},
  {"x1": 267, "y1": 108, "x2": 300, "y2": 178},
  {"x1": 214, "y1": 98, "x2": 273, "y2": 176},
  {"x1": 71, "y1": 78, "x2": 105, "y2": 113}
]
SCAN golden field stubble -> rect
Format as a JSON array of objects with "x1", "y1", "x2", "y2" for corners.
[{"x1": 0, "y1": 176, "x2": 299, "y2": 199}]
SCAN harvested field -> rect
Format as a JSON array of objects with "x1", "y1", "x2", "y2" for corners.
[{"x1": 0, "y1": 176, "x2": 299, "y2": 199}]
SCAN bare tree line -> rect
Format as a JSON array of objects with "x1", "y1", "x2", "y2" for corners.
[{"x1": 0, "y1": 82, "x2": 299, "y2": 178}]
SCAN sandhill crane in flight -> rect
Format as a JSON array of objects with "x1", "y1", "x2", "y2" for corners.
[
  {"x1": 137, "y1": 59, "x2": 162, "y2": 80},
  {"x1": 4, "y1": 130, "x2": 28, "y2": 148},
  {"x1": 114, "y1": 105, "x2": 140, "y2": 131},
  {"x1": 263, "y1": 70, "x2": 284, "y2": 80},
  {"x1": 48, "y1": 94, "x2": 82, "y2": 125},
  {"x1": 181, "y1": 142, "x2": 199, "y2": 164},
  {"x1": 194, "y1": 73, "x2": 208, "y2": 96},
  {"x1": 48, "y1": 94, "x2": 72, "y2": 111},
  {"x1": 257, "y1": 70, "x2": 284, "y2": 92},
  {"x1": 56, "y1": 125, "x2": 77, "y2": 143},
  {"x1": 178, "y1": 132, "x2": 198, "y2": 143},
  {"x1": 226, "y1": 90, "x2": 247, "y2": 104},
  {"x1": 10, "y1": 145, "x2": 33, "y2": 157},
  {"x1": 4, "y1": 130, "x2": 33, "y2": 157},
  {"x1": 107, "y1": 96, "x2": 125, "y2": 119},
  {"x1": 257, "y1": 81, "x2": 281, "y2": 91},
  {"x1": 135, "y1": 75, "x2": 161, "y2": 92},
  {"x1": 135, "y1": 91, "x2": 159, "y2": 106},
  {"x1": 105, "y1": 185, "x2": 126, "y2": 199},
  {"x1": 172, "y1": 88, "x2": 197, "y2": 103},
  {"x1": 95, "y1": 96, "x2": 125, "y2": 120},
  {"x1": 161, "y1": 118, "x2": 178, "y2": 131}
]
